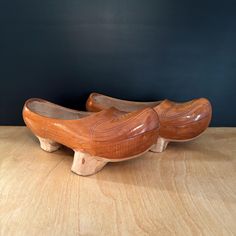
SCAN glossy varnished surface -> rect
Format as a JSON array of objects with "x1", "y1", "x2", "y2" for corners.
[
  {"x1": 23, "y1": 98, "x2": 159, "y2": 159},
  {"x1": 0, "y1": 127, "x2": 235, "y2": 235},
  {"x1": 154, "y1": 98, "x2": 212, "y2": 140},
  {"x1": 86, "y1": 93, "x2": 212, "y2": 141}
]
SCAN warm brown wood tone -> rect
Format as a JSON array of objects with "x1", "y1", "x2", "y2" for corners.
[
  {"x1": 0, "y1": 127, "x2": 235, "y2": 235},
  {"x1": 22, "y1": 98, "x2": 159, "y2": 175},
  {"x1": 86, "y1": 93, "x2": 212, "y2": 152}
]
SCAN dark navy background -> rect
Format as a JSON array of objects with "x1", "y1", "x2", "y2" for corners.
[{"x1": 0, "y1": 0, "x2": 236, "y2": 125}]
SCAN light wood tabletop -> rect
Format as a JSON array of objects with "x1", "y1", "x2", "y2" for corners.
[{"x1": 0, "y1": 127, "x2": 235, "y2": 236}]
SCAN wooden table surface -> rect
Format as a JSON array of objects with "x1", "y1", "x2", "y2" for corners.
[{"x1": 0, "y1": 127, "x2": 236, "y2": 236}]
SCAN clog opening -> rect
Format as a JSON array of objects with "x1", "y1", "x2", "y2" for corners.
[
  {"x1": 27, "y1": 99, "x2": 90, "y2": 119},
  {"x1": 93, "y1": 94, "x2": 162, "y2": 112}
]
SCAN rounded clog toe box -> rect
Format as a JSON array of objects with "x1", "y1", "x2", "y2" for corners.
[{"x1": 157, "y1": 98, "x2": 212, "y2": 141}]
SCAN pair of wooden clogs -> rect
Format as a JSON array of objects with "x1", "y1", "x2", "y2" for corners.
[{"x1": 23, "y1": 93, "x2": 212, "y2": 176}]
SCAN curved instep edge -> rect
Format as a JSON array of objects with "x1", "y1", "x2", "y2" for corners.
[
  {"x1": 86, "y1": 93, "x2": 212, "y2": 152},
  {"x1": 23, "y1": 98, "x2": 160, "y2": 176}
]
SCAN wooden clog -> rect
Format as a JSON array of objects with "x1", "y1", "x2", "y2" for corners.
[
  {"x1": 23, "y1": 98, "x2": 159, "y2": 176},
  {"x1": 86, "y1": 93, "x2": 212, "y2": 152}
]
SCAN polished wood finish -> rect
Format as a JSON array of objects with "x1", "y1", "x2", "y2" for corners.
[
  {"x1": 86, "y1": 93, "x2": 212, "y2": 151},
  {"x1": 86, "y1": 93, "x2": 161, "y2": 112},
  {"x1": 23, "y1": 98, "x2": 159, "y2": 175},
  {"x1": 1, "y1": 127, "x2": 235, "y2": 235}
]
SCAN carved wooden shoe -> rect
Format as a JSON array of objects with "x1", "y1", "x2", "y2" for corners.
[
  {"x1": 23, "y1": 98, "x2": 159, "y2": 176},
  {"x1": 86, "y1": 93, "x2": 212, "y2": 152}
]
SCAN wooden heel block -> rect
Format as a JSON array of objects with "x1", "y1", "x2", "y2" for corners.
[
  {"x1": 37, "y1": 137, "x2": 61, "y2": 152},
  {"x1": 150, "y1": 137, "x2": 169, "y2": 153},
  {"x1": 71, "y1": 151, "x2": 107, "y2": 176}
]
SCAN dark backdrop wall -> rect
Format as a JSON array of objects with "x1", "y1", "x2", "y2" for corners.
[{"x1": 0, "y1": 0, "x2": 236, "y2": 126}]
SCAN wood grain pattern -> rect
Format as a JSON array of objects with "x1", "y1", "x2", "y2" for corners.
[
  {"x1": 0, "y1": 127, "x2": 236, "y2": 236},
  {"x1": 86, "y1": 93, "x2": 212, "y2": 142}
]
